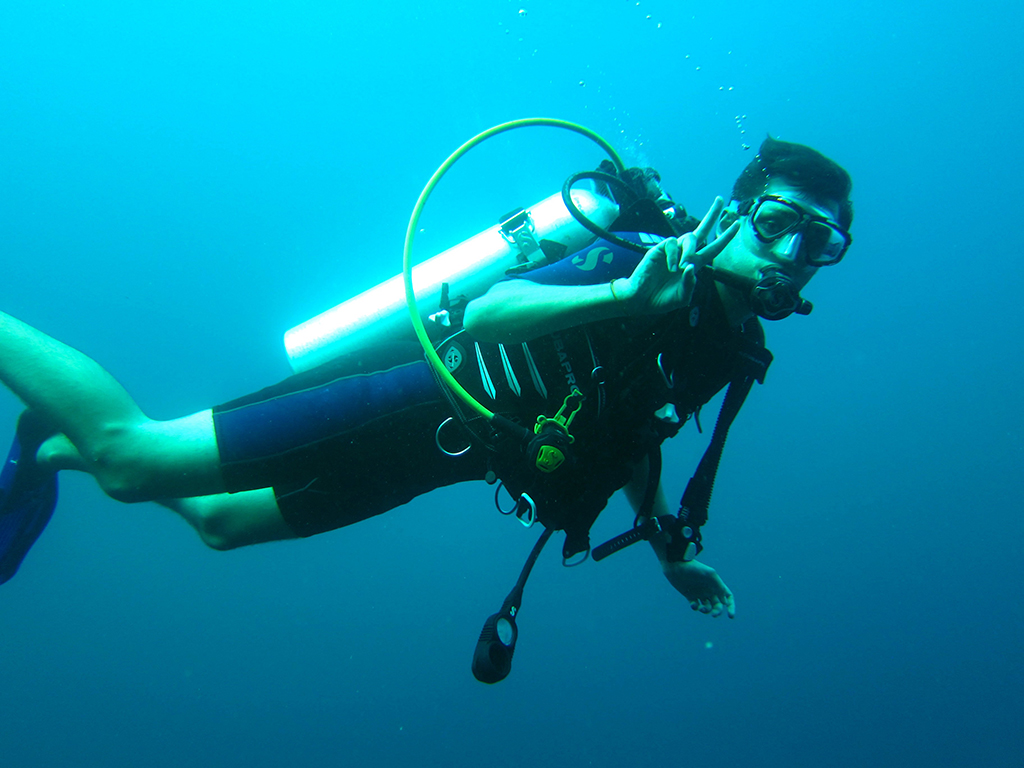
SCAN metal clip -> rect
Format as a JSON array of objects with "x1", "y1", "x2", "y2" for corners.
[
  {"x1": 435, "y1": 417, "x2": 471, "y2": 457},
  {"x1": 494, "y1": 487, "x2": 537, "y2": 528},
  {"x1": 499, "y1": 208, "x2": 540, "y2": 260}
]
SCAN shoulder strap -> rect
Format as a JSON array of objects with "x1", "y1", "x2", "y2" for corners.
[
  {"x1": 593, "y1": 323, "x2": 772, "y2": 563},
  {"x1": 677, "y1": 320, "x2": 772, "y2": 533},
  {"x1": 666, "y1": 375, "x2": 752, "y2": 558}
]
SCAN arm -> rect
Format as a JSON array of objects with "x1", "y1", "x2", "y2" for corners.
[
  {"x1": 463, "y1": 278, "x2": 624, "y2": 344},
  {"x1": 464, "y1": 197, "x2": 738, "y2": 344},
  {"x1": 623, "y1": 455, "x2": 736, "y2": 618}
]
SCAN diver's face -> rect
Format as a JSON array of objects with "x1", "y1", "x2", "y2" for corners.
[{"x1": 715, "y1": 179, "x2": 843, "y2": 291}]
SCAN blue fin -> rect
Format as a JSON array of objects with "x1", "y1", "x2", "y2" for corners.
[{"x1": 0, "y1": 411, "x2": 58, "y2": 585}]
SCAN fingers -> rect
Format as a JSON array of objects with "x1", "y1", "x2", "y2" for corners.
[
  {"x1": 630, "y1": 197, "x2": 738, "y2": 311},
  {"x1": 661, "y1": 231, "x2": 701, "y2": 274},
  {"x1": 695, "y1": 221, "x2": 739, "y2": 266},
  {"x1": 669, "y1": 196, "x2": 738, "y2": 273},
  {"x1": 689, "y1": 591, "x2": 735, "y2": 618},
  {"x1": 690, "y1": 597, "x2": 716, "y2": 614},
  {"x1": 694, "y1": 196, "x2": 726, "y2": 243},
  {"x1": 640, "y1": 237, "x2": 674, "y2": 275},
  {"x1": 664, "y1": 237, "x2": 682, "y2": 273},
  {"x1": 710, "y1": 596, "x2": 724, "y2": 618},
  {"x1": 681, "y1": 262, "x2": 696, "y2": 300}
]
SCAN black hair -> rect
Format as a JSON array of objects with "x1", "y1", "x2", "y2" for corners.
[{"x1": 732, "y1": 136, "x2": 853, "y2": 229}]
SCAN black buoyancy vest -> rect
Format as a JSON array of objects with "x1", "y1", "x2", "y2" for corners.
[{"x1": 434, "y1": 268, "x2": 772, "y2": 557}]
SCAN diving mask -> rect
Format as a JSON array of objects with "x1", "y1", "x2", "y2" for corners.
[{"x1": 743, "y1": 195, "x2": 851, "y2": 267}]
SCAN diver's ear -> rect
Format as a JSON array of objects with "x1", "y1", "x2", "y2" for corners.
[{"x1": 716, "y1": 204, "x2": 740, "y2": 235}]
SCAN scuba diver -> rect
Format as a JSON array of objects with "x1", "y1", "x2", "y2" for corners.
[{"x1": 0, "y1": 134, "x2": 852, "y2": 677}]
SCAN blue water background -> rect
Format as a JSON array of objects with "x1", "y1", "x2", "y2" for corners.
[{"x1": 1, "y1": 1, "x2": 1021, "y2": 766}]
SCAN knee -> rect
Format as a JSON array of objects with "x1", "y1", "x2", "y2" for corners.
[
  {"x1": 93, "y1": 460, "x2": 157, "y2": 505},
  {"x1": 189, "y1": 489, "x2": 293, "y2": 551},
  {"x1": 192, "y1": 499, "x2": 251, "y2": 551},
  {"x1": 197, "y1": 526, "x2": 238, "y2": 552},
  {"x1": 81, "y1": 422, "x2": 166, "y2": 504}
]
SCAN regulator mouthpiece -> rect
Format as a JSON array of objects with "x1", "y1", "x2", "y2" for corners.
[
  {"x1": 751, "y1": 267, "x2": 813, "y2": 320},
  {"x1": 714, "y1": 267, "x2": 813, "y2": 321}
]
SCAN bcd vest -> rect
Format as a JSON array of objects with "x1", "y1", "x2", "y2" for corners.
[{"x1": 434, "y1": 268, "x2": 772, "y2": 558}]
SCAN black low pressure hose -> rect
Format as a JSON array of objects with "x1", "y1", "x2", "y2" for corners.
[{"x1": 561, "y1": 171, "x2": 649, "y2": 255}]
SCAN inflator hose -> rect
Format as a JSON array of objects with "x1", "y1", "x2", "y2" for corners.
[
  {"x1": 403, "y1": 118, "x2": 626, "y2": 424},
  {"x1": 561, "y1": 170, "x2": 650, "y2": 255}
]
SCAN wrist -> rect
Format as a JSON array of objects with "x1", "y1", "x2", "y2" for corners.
[{"x1": 609, "y1": 278, "x2": 634, "y2": 315}]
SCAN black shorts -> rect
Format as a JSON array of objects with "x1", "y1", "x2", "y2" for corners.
[{"x1": 211, "y1": 343, "x2": 486, "y2": 537}]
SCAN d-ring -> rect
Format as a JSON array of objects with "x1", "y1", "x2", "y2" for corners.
[
  {"x1": 435, "y1": 417, "x2": 472, "y2": 456},
  {"x1": 563, "y1": 548, "x2": 590, "y2": 567},
  {"x1": 516, "y1": 493, "x2": 537, "y2": 528},
  {"x1": 657, "y1": 353, "x2": 675, "y2": 389}
]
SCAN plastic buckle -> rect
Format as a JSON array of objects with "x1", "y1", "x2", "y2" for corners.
[
  {"x1": 680, "y1": 524, "x2": 698, "y2": 561},
  {"x1": 499, "y1": 208, "x2": 540, "y2": 260},
  {"x1": 535, "y1": 388, "x2": 584, "y2": 435},
  {"x1": 662, "y1": 514, "x2": 701, "y2": 563},
  {"x1": 428, "y1": 309, "x2": 452, "y2": 327}
]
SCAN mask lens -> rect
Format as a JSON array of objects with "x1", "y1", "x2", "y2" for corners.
[
  {"x1": 752, "y1": 200, "x2": 801, "y2": 239},
  {"x1": 804, "y1": 222, "x2": 848, "y2": 266}
]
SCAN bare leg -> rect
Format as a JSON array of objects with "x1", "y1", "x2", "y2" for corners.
[
  {"x1": 0, "y1": 311, "x2": 224, "y2": 501},
  {"x1": 0, "y1": 311, "x2": 300, "y2": 549},
  {"x1": 157, "y1": 490, "x2": 297, "y2": 550},
  {"x1": 36, "y1": 432, "x2": 295, "y2": 548}
]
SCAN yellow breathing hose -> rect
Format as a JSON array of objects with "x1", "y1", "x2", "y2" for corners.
[{"x1": 403, "y1": 117, "x2": 626, "y2": 423}]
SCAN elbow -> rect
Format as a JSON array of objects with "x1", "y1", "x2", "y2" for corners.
[
  {"x1": 464, "y1": 285, "x2": 513, "y2": 342},
  {"x1": 462, "y1": 299, "x2": 488, "y2": 338}
]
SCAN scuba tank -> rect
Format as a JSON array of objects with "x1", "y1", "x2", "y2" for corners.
[{"x1": 284, "y1": 190, "x2": 618, "y2": 373}]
